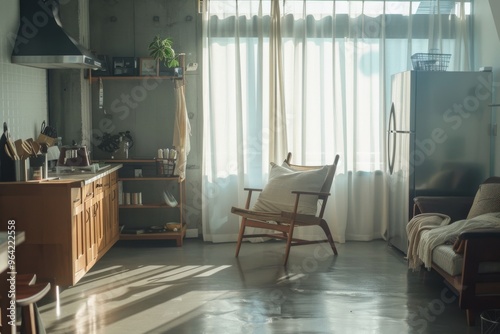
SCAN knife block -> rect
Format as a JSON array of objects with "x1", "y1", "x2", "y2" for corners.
[{"x1": 0, "y1": 133, "x2": 15, "y2": 182}]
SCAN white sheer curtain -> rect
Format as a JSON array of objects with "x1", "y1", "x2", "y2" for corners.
[{"x1": 202, "y1": 0, "x2": 471, "y2": 243}]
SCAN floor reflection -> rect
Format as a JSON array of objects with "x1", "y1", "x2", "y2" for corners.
[{"x1": 38, "y1": 239, "x2": 481, "y2": 334}]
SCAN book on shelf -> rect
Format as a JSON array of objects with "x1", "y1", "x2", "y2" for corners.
[
  {"x1": 121, "y1": 227, "x2": 145, "y2": 234},
  {"x1": 118, "y1": 181, "x2": 123, "y2": 205}
]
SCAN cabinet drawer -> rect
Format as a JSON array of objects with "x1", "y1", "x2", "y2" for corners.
[
  {"x1": 101, "y1": 174, "x2": 111, "y2": 189},
  {"x1": 83, "y1": 183, "x2": 94, "y2": 201},
  {"x1": 94, "y1": 177, "x2": 106, "y2": 194},
  {"x1": 110, "y1": 171, "x2": 117, "y2": 185},
  {"x1": 71, "y1": 187, "x2": 82, "y2": 207}
]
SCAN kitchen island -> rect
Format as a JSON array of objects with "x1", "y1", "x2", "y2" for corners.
[{"x1": 0, "y1": 164, "x2": 121, "y2": 287}]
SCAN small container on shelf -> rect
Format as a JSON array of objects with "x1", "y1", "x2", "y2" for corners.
[
  {"x1": 165, "y1": 222, "x2": 182, "y2": 232},
  {"x1": 156, "y1": 158, "x2": 176, "y2": 177}
]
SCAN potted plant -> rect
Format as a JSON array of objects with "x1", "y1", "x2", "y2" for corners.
[{"x1": 148, "y1": 35, "x2": 180, "y2": 69}]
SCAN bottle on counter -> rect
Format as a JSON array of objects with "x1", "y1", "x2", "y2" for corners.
[{"x1": 115, "y1": 137, "x2": 129, "y2": 159}]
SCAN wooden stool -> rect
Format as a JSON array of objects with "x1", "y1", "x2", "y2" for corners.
[
  {"x1": 16, "y1": 282, "x2": 50, "y2": 334},
  {"x1": 17, "y1": 273, "x2": 37, "y2": 286}
]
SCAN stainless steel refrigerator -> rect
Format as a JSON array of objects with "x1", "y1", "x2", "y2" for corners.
[{"x1": 387, "y1": 70, "x2": 493, "y2": 254}]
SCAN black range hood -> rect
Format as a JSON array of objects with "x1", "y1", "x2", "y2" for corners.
[{"x1": 11, "y1": 0, "x2": 101, "y2": 70}]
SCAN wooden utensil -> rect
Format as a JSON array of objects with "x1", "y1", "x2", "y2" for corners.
[
  {"x1": 5, "y1": 137, "x2": 18, "y2": 160},
  {"x1": 25, "y1": 138, "x2": 37, "y2": 156},
  {"x1": 22, "y1": 140, "x2": 34, "y2": 157},
  {"x1": 31, "y1": 141, "x2": 40, "y2": 155},
  {"x1": 15, "y1": 139, "x2": 26, "y2": 160}
]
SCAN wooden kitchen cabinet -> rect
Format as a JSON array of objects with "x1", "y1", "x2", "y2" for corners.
[
  {"x1": 101, "y1": 173, "x2": 119, "y2": 252},
  {"x1": 0, "y1": 165, "x2": 121, "y2": 287},
  {"x1": 72, "y1": 196, "x2": 86, "y2": 283}
]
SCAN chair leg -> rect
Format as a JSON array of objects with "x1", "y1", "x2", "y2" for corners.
[
  {"x1": 235, "y1": 218, "x2": 247, "y2": 257},
  {"x1": 319, "y1": 220, "x2": 338, "y2": 255},
  {"x1": 22, "y1": 304, "x2": 37, "y2": 334},
  {"x1": 283, "y1": 225, "x2": 295, "y2": 266},
  {"x1": 466, "y1": 309, "x2": 475, "y2": 326}
]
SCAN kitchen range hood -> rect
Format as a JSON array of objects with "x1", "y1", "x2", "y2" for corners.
[{"x1": 11, "y1": 0, "x2": 101, "y2": 70}]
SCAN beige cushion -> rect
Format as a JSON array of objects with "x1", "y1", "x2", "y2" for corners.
[
  {"x1": 252, "y1": 163, "x2": 329, "y2": 215},
  {"x1": 467, "y1": 183, "x2": 500, "y2": 219},
  {"x1": 432, "y1": 244, "x2": 500, "y2": 276},
  {"x1": 432, "y1": 244, "x2": 464, "y2": 276}
]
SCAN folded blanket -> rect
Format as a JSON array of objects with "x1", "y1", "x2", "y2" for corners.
[
  {"x1": 407, "y1": 212, "x2": 500, "y2": 271},
  {"x1": 407, "y1": 213, "x2": 450, "y2": 270}
]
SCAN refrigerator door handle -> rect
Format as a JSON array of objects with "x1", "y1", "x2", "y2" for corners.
[{"x1": 388, "y1": 103, "x2": 396, "y2": 175}]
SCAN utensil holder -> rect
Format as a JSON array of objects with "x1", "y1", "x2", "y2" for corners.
[
  {"x1": 29, "y1": 154, "x2": 48, "y2": 180},
  {"x1": 15, "y1": 159, "x2": 29, "y2": 181}
]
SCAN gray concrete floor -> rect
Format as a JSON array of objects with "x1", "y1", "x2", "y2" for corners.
[{"x1": 38, "y1": 239, "x2": 483, "y2": 334}]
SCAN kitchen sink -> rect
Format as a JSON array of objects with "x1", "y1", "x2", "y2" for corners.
[
  {"x1": 96, "y1": 163, "x2": 111, "y2": 171},
  {"x1": 55, "y1": 163, "x2": 112, "y2": 175}
]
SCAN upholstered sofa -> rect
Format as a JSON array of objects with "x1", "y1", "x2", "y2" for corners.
[{"x1": 412, "y1": 177, "x2": 500, "y2": 326}]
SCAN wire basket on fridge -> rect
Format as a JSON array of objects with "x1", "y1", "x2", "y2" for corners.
[{"x1": 411, "y1": 53, "x2": 451, "y2": 71}]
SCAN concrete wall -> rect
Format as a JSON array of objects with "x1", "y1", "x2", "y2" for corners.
[
  {"x1": 89, "y1": 0, "x2": 202, "y2": 231},
  {"x1": 473, "y1": 0, "x2": 500, "y2": 174},
  {"x1": 49, "y1": 0, "x2": 93, "y2": 147},
  {"x1": 0, "y1": 0, "x2": 48, "y2": 141}
]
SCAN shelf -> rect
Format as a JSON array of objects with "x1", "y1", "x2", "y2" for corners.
[
  {"x1": 119, "y1": 204, "x2": 179, "y2": 209},
  {"x1": 91, "y1": 75, "x2": 183, "y2": 81},
  {"x1": 98, "y1": 159, "x2": 156, "y2": 163},
  {"x1": 119, "y1": 177, "x2": 178, "y2": 181},
  {"x1": 120, "y1": 223, "x2": 187, "y2": 246}
]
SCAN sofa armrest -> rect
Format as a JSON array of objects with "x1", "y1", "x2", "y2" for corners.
[
  {"x1": 459, "y1": 229, "x2": 500, "y2": 240},
  {"x1": 413, "y1": 196, "x2": 474, "y2": 222},
  {"x1": 453, "y1": 229, "x2": 500, "y2": 254}
]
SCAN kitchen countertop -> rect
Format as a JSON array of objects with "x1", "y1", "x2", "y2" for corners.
[
  {"x1": 1, "y1": 163, "x2": 122, "y2": 187},
  {"x1": 47, "y1": 163, "x2": 122, "y2": 185},
  {"x1": 47, "y1": 164, "x2": 123, "y2": 184}
]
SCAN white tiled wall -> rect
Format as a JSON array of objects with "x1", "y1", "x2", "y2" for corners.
[{"x1": 0, "y1": 1, "x2": 48, "y2": 140}]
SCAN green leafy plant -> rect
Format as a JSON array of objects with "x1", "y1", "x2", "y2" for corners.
[{"x1": 148, "y1": 35, "x2": 179, "y2": 68}]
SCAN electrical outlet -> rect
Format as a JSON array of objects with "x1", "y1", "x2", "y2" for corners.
[
  {"x1": 186, "y1": 229, "x2": 198, "y2": 238},
  {"x1": 186, "y1": 63, "x2": 198, "y2": 71}
]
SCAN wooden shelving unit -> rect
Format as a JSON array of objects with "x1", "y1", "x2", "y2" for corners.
[
  {"x1": 90, "y1": 75, "x2": 183, "y2": 81},
  {"x1": 101, "y1": 159, "x2": 187, "y2": 246}
]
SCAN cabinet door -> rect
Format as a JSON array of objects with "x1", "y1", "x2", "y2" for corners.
[
  {"x1": 84, "y1": 197, "x2": 97, "y2": 270},
  {"x1": 72, "y1": 202, "x2": 86, "y2": 282},
  {"x1": 110, "y1": 182, "x2": 119, "y2": 240},
  {"x1": 102, "y1": 185, "x2": 111, "y2": 251},
  {"x1": 104, "y1": 182, "x2": 119, "y2": 246},
  {"x1": 99, "y1": 172, "x2": 118, "y2": 254},
  {"x1": 94, "y1": 191, "x2": 105, "y2": 255}
]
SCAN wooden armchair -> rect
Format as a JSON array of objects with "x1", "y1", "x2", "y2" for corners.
[{"x1": 231, "y1": 153, "x2": 340, "y2": 265}]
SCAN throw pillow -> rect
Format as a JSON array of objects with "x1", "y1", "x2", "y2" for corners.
[
  {"x1": 252, "y1": 163, "x2": 329, "y2": 215},
  {"x1": 467, "y1": 183, "x2": 500, "y2": 219}
]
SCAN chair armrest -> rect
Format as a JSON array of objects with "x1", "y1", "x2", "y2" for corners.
[
  {"x1": 240, "y1": 188, "x2": 263, "y2": 209},
  {"x1": 291, "y1": 190, "x2": 330, "y2": 197},
  {"x1": 459, "y1": 229, "x2": 500, "y2": 240},
  {"x1": 413, "y1": 196, "x2": 474, "y2": 222},
  {"x1": 244, "y1": 187, "x2": 263, "y2": 192}
]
